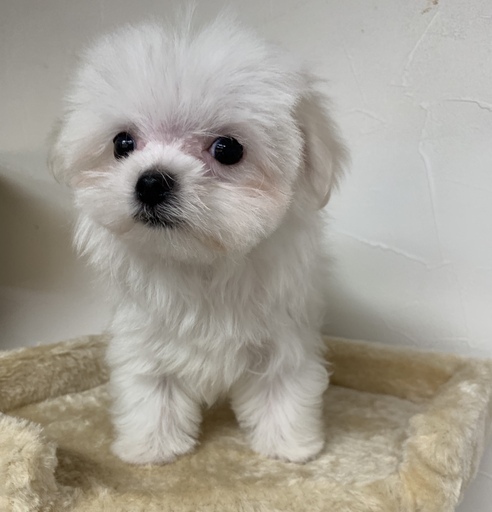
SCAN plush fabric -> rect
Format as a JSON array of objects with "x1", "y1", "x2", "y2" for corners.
[{"x1": 1, "y1": 335, "x2": 491, "y2": 512}]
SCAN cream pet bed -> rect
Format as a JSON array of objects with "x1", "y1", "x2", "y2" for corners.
[{"x1": 1, "y1": 335, "x2": 491, "y2": 512}]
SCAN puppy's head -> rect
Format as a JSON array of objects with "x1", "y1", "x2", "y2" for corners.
[{"x1": 50, "y1": 17, "x2": 346, "y2": 262}]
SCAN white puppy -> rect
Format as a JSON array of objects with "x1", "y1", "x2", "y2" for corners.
[{"x1": 50, "y1": 15, "x2": 347, "y2": 465}]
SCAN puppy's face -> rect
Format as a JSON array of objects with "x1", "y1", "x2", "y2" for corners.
[{"x1": 50, "y1": 20, "x2": 345, "y2": 262}]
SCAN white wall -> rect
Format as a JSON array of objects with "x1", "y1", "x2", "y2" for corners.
[{"x1": 1, "y1": 1, "x2": 491, "y2": 509}]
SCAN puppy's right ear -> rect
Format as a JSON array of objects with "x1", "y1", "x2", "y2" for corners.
[
  {"x1": 48, "y1": 118, "x2": 71, "y2": 185},
  {"x1": 48, "y1": 114, "x2": 105, "y2": 187}
]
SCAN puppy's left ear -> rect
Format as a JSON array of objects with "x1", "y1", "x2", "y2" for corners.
[{"x1": 296, "y1": 88, "x2": 348, "y2": 209}]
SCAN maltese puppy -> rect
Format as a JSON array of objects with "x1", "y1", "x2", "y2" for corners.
[{"x1": 50, "y1": 15, "x2": 347, "y2": 465}]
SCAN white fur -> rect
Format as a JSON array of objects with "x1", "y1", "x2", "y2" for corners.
[{"x1": 50, "y1": 14, "x2": 347, "y2": 464}]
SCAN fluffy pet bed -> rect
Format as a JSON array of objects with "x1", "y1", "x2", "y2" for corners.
[{"x1": 1, "y1": 335, "x2": 491, "y2": 512}]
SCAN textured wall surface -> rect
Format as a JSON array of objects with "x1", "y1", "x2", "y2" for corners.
[{"x1": 0, "y1": 1, "x2": 491, "y2": 509}]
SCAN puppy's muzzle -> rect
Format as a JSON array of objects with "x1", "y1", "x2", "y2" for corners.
[{"x1": 134, "y1": 170, "x2": 180, "y2": 228}]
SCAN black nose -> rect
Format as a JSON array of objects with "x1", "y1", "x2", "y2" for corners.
[{"x1": 135, "y1": 171, "x2": 176, "y2": 207}]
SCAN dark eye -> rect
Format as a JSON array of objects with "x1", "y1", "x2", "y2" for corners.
[
  {"x1": 209, "y1": 137, "x2": 243, "y2": 165},
  {"x1": 113, "y1": 132, "x2": 135, "y2": 159}
]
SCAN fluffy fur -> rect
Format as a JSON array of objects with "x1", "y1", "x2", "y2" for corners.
[{"x1": 49, "y1": 15, "x2": 347, "y2": 464}]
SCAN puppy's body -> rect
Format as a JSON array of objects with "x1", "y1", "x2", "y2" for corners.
[{"x1": 51, "y1": 16, "x2": 346, "y2": 464}]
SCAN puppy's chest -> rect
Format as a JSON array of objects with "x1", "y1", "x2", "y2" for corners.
[
  {"x1": 147, "y1": 279, "x2": 270, "y2": 366},
  {"x1": 143, "y1": 297, "x2": 259, "y2": 401},
  {"x1": 160, "y1": 286, "x2": 270, "y2": 344},
  {"x1": 153, "y1": 267, "x2": 275, "y2": 340}
]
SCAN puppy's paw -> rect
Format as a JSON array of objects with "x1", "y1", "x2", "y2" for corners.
[
  {"x1": 111, "y1": 434, "x2": 197, "y2": 465},
  {"x1": 250, "y1": 434, "x2": 325, "y2": 463}
]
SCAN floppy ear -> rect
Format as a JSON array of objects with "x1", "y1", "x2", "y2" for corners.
[
  {"x1": 48, "y1": 112, "x2": 107, "y2": 187},
  {"x1": 296, "y1": 89, "x2": 348, "y2": 209},
  {"x1": 47, "y1": 118, "x2": 70, "y2": 185}
]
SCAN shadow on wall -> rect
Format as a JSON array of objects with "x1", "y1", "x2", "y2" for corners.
[
  {"x1": 0, "y1": 162, "x2": 76, "y2": 292},
  {"x1": 322, "y1": 280, "x2": 410, "y2": 348},
  {"x1": 322, "y1": 262, "x2": 475, "y2": 356},
  {"x1": 0, "y1": 156, "x2": 112, "y2": 348}
]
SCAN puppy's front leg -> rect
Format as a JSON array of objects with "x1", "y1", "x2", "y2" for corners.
[
  {"x1": 110, "y1": 371, "x2": 201, "y2": 465},
  {"x1": 231, "y1": 354, "x2": 328, "y2": 463}
]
